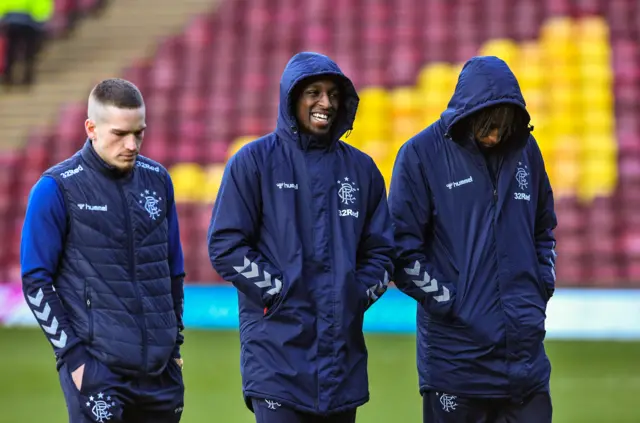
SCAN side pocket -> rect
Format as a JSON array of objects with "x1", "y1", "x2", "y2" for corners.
[
  {"x1": 85, "y1": 283, "x2": 94, "y2": 342},
  {"x1": 68, "y1": 357, "x2": 92, "y2": 395}
]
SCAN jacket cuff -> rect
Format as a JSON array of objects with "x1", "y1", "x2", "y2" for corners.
[
  {"x1": 62, "y1": 343, "x2": 91, "y2": 372},
  {"x1": 172, "y1": 344, "x2": 181, "y2": 359}
]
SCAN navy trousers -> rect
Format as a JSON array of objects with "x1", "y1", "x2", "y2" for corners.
[
  {"x1": 251, "y1": 398, "x2": 357, "y2": 423},
  {"x1": 423, "y1": 391, "x2": 552, "y2": 423},
  {"x1": 59, "y1": 356, "x2": 184, "y2": 423}
]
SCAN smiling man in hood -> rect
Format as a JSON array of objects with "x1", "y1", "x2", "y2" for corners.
[
  {"x1": 208, "y1": 52, "x2": 395, "y2": 423},
  {"x1": 388, "y1": 56, "x2": 557, "y2": 423}
]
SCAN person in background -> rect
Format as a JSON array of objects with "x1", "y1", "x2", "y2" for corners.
[{"x1": 0, "y1": 0, "x2": 53, "y2": 88}]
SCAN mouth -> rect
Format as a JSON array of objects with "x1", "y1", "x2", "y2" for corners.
[{"x1": 310, "y1": 112, "x2": 333, "y2": 126}]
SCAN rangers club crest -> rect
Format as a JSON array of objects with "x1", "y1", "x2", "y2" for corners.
[
  {"x1": 86, "y1": 392, "x2": 115, "y2": 422},
  {"x1": 139, "y1": 190, "x2": 162, "y2": 220}
]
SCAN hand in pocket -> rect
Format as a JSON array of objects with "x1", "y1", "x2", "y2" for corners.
[{"x1": 71, "y1": 364, "x2": 85, "y2": 391}]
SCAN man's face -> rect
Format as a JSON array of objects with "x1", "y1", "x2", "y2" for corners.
[
  {"x1": 295, "y1": 79, "x2": 340, "y2": 136},
  {"x1": 477, "y1": 128, "x2": 500, "y2": 148},
  {"x1": 85, "y1": 105, "x2": 146, "y2": 172}
]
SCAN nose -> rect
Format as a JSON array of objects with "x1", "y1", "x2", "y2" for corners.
[
  {"x1": 317, "y1": 92, "x2": 331, "y2": 109},
  {"x1": 485, "y1": 129, "x2": 499, "y2": 144},
  {"x1": 124, "y1": 135, "x2": 138, "y2": 151}
]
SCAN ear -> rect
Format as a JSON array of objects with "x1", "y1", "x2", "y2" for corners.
[{"x1": 85, "y1": 119, "x2": 96, "y2": 141}]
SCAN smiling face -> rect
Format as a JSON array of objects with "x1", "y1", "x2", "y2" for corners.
[{"x1": 295, "y1": 78, "x2": 341, "y2": 137}]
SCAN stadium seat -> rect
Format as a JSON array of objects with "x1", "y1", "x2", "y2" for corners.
[{"x1": 169, "y1": 163, "x2": 206, "y2": 203}]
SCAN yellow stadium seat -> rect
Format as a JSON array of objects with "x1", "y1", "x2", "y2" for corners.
[
  {"x1": 227, "y1": 135, "x2": 257, "y2": 159},
  {"x1": 517, "y1": 67, "x2": 544, "y2": 90},
  {"x1": 580, "y1": 86, "x2": 613, "y2": 110},
  {"x1": 201, "y1": 163, "x2": 226, "y2": 202},
  {"x1": 576, "y1": 16, "x2": 609, "y2": 41},
  {"x1": 169, "y1": 163, "x2": 206, "y2": 203},
  {"x1": 356, "y1": 117, "x2": 391, "y2": 143},
  {"x1": 479, "y1": 39, "x2": 519, "y2": 69},
  {"x1": 551, "y1": 137, "x2": 581, "y2": 197},
  {"x1": 362, "y1": 140, "x2": 391, "y2": 167},
  {"x1": 542, "y1": 16, "x2": 574, "y2": 40},
  {"x1": 358, "y1": 87, "x2": 389, "y2": 114},
  {"x1": 548, "y1": 87, "x2": 578, "y2": 112},
  {"x1": 578, "y1": 157, "x2": 617, "y2": 202},
  {"x1": 579, "y1": 62, "x2": 612, "y2": 85},
  {"x1": 417, "y1": 63, "x2": 456, "y2": 93},
  {"x1": 582, "y1": 111, "x2": 614, "y2": 135},
  {"x1": 390, "y1": 87, "x2": 420, "y2": 117},
  {"x1": 577, "y1": 40, "x2": 610, "y2": 64}
]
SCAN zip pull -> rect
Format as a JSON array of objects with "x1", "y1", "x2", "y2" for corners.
[{"x1": 493, "y1": 189, "x2": 498, "y2": 201}]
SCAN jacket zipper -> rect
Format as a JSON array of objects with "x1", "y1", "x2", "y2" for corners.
[
  {"x1": 118, "y1": 182, "x2": 148, "y2": 374},
  {"x1": 301, "y1": 144, "x2": 320, "y2": 411},
  {"x1": 481, "y1": 159, "x2": 513, "y2": 392},
  {"x1": 85, "y1": 284, "x2": 94, "y2": 342}
]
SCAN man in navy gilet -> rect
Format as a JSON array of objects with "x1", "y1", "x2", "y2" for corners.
[
  {"x1": 388, "y1": 56, "x2": 557, "y2": 423},
  {"x1": 208, "y1": 52, "x2": 395, "y2": 423},
  {"x1": 21, "y1": 78, "x2": 186, "y2": 422}
]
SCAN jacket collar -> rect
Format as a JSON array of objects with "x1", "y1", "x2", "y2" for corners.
[{"x1": 80, "y1": 139, "x2": 135, "y2": 180}]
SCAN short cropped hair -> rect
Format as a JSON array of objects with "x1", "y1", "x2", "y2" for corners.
[{"x1": 89, "y1": 78, "x2": 144, "y2": 109}]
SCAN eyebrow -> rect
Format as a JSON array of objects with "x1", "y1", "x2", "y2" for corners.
[{"x1": 111, "y1": 126, "x2": 147, "y2": 133}]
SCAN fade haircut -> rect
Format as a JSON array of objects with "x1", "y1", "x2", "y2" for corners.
[{"x1": 88, "y1": 78, "x2": 144, "y2": 121}]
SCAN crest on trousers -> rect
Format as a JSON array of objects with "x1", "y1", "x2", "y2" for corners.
[
  {"x1": 86, "y1": 393, "x2": 115, "y2": 422},
  {"x1": 265, "y1": 399, "x2": 282, "y2": 410},
  {"x1": 139, "y1": 190, "x2": 162, "y2": 220},
  {"x1": 438, "y1": 392, "x2": 458, "y2": 413}
]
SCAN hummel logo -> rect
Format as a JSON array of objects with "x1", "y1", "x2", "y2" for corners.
[
  {"x1": 446, "y1": 176, "x2": 473, "y2": 190},
  {"x1": 77, "y1": 203, "x2": 107, "y2": 212},
  {"x1": 276, "y1": 182, "x2": 298, "y2": 190}
]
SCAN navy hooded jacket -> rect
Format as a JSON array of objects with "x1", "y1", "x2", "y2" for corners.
[
  {"x1": 208, "y1": 52, "x2": 395, "y2": 415},
  {"x1": 21, "y1": 140, "x2": 185, "y2": 377},
  {"x1": 388, "y1": 56, "x2": 557, "y2": 401}
]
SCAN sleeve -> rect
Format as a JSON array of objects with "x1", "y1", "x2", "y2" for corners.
[
  {"x1": 356, "y1": 161, "x2": 395, "y2": 309},
  {"x1": 166, "y1": 172, "x2": 186, "y2": 358},
  {"x1": 207, "y1": 149, "x2": 284, "y2": 309},
  {"x1": 533, "y1": 141, "x2": 557, "y2": 299},
  {"x1": 387, "y1": 142, "x2": 456, "y2": 317},
  {"x1": 21, "y1": 176, "x2": 91, "y2": 371}
]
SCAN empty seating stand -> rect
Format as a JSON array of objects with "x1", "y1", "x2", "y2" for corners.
[{"x1": 1, "y1": 0, "x2": 639, "y2": 287}]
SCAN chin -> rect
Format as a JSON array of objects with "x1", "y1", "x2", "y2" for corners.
[{"x1": 115, "y1": 161, "x2": 136, "y2": 172}]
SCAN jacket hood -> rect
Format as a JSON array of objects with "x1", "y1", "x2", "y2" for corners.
[
  {"x1": 275, "y1": 52, "x2": 359, "y2": 148},
  {"x1": 441, "y1": 56, "x2": 530, "y2": 137}
]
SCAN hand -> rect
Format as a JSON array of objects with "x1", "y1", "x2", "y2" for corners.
[
  {"x1": 174, "y1": 358, "x2": 183, "y2": 370},
  {"x1": 71, "y1": 364, "x2": 85, "y2": 390}
]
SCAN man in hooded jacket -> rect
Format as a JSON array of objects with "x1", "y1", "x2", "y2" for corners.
[
  {"x1": 388, "y1": 56, "x2": 557, "y2": 423},
  {"x1": 208, "y1": 51, "x2": 395, "y2": 423}
]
